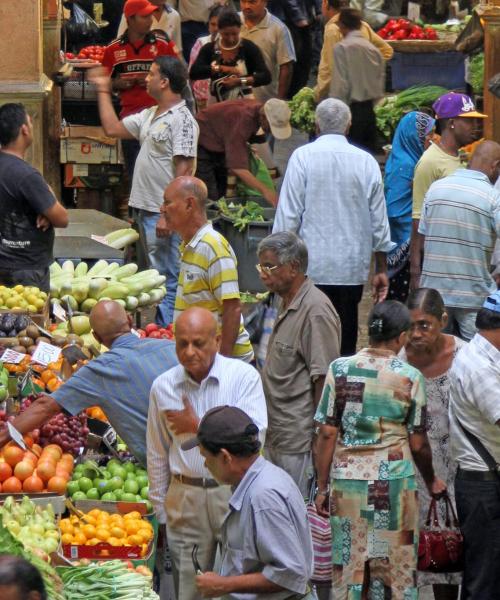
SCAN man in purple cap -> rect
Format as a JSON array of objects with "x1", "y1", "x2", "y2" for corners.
[
  {"x1": 181, "y1": 406, "x2": 314, "y2": 600},
  {"x1": 449, "y1": 290, "x2": 500, "y2": 599},
  {"x1": 410, "y1": 92, "x2": 486, "y2": 291}
]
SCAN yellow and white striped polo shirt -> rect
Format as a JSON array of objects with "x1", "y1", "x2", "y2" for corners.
[{"x1": 174, "y1": 223, "x2": 254, "y2": 362}]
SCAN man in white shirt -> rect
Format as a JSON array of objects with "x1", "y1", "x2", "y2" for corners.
[
  {"x1": 273, "y1": 98, "x2": 393, "y2": 356},
  {"x1": 91, "y1": 56, "x2": 199, "y2": 327},
  {"x1": 330, "y1": 8, "x2": 384, "y2": 153},
  {"x1": 147, "y1": 306, "x2": 267, "y2": 600},
  {"x1": 449, "y1": 291, "x2": 500, "y2": 600}
]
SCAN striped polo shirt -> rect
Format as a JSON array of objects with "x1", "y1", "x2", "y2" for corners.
[
  {"x1": 419, "y1": 169, "x2": 500, "y2": 308},
  {"x1": 174, "y1": 223, "x2": 254, "y2": 361}
]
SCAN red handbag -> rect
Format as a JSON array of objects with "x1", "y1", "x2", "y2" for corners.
[{"x1": 418, "y1": 494, "x2": 464, "y2": 573}]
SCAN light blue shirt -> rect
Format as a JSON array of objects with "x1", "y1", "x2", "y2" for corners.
[
  {"x1": 220, "y1": 456, "x2": 313, "y2": 600},
  {"x1": 419, "y1": 168, "x2": 500, "y2": 309},
  {"x1": 274, "y1": 134, "x2": 393, "y2": 285},
  {"x1": 52, "y1": 333, "x2": 178, "y2": 467}
]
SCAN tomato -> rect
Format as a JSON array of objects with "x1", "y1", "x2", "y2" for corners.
[
  {"x1": 386, "y1": 19, "x2": 399, "y2": 31},
  {"x1": 393, "y1": 29, "x2": 409, "y2": 39},
  {"x1": 65, "y1": 52, "x2": 75, "y2": 59},
  {"x1": 148, "y1": 331, "x2": 162, "y2": 339},
  {"x1": 145, "y1": 323, "x2": 159, "y2": 334}
]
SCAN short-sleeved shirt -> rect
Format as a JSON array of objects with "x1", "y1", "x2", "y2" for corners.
[
  {"x1": 123, "y1": 101, "x2": 199, "y2": 212},
  {"x1": 411, "y1": 142, "x2": 462, "y2": 220},
  {"x1": 262, "y1": 278, "x2": 341, "y2": 454},
  {"x1": 51, "y1": 333, "x2": 178, "y2": 467},
  {"x1": 174, "y1": 223, "x2": 253, "y2": 361},
  {"x1": 196, "y1": 100, "x2": 262, "y2": 171},
  {"x1": 240, "y1": 10, "x2": 296, "y2": 102},
  {"x1": 102, "y1": 33, "x2": 178, "y2": 118},
  {"x1": 449, "y1": 333, "x2": 500, "y2": 471},
  {"x1": 117, "y1": 5, "x2": 183, "y2": 51},
  {"x1": 315, "y1": 348, "x2": 427, "y2": 481},
  {"x1": 419, "y1": 169, "x2": 500, "y2": 309},
  {"x1": 221, "y1": 456, "x2": 313, "y2": 600},
  {"x1": 0, "y1": 152, "x2": 56, "y2": 270}
]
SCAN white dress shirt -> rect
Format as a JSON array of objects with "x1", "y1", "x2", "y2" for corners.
[
  {"x1": 147, "y1": 353, "x2": 268, "y2": 523},
  {"x1": 274, "y1": 134, "x2": 394, "y2": 285}
]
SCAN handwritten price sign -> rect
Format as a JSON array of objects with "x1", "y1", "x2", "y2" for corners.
[
  {"x1": 0, "y1": 348, "x2": 26, "y2": 364},
  {"x1": 31, "y1": 341, "x2": 62, "y2": 366}
]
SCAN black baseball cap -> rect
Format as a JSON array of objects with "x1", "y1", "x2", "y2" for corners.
[{"x1": 181, "y1": 406, "x2": 259, "y2": 451}]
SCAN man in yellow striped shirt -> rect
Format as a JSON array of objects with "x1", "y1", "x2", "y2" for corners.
[
  {"x1": 162, "y1": 175, "x2": 254, "y2": 362},
  {"x1": 314, "y1": 0, "x2": 393, "y2": 102}
]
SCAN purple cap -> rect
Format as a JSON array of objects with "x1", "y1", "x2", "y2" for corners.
[{"x1": 432, "y1": 92, "x2": 487, "y2": 119}]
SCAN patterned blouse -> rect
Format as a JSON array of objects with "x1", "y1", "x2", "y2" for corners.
[{"x1": 315, "y1": 348, "x2": 427, "y2": 481}]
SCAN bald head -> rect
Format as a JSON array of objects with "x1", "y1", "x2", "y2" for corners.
[
  {"x1": 469, "y1": 140, "x2": 500, "y2": 184},
  {"x1": 89, "y1": 300, "x2": 131, "y2": 346},
  {"x1": 175, "y1": 308, "x2": 220, "y2": 381},
  {"x1": 166, "y1": 176, "x2": 208, "y2": 211},
  {"x1": 176, "y1": 307, "x2": 218, "y2": 337}
]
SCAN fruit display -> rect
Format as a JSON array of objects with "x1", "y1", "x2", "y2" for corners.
[
  {"x1": 1, "y1": 495, "x2": 60, "y2": 554},
  {"x1": 136, "y1": 322, "x2": 174, "y2": 340},
  {"x1": 67, "y1": 458, "x2": 152, "y2": 511},
  {"x1": 76, "y1": 45, "x2": 106, "y2": 62},
  {"x1": 57, "y1": 559, "x2": 159, "y2": 599},
  {"x1": 0, "y1": 285, "x2": 47, "y2": 313},
  {"x1": 60, "y1": 508, "x2": 154, "y2": 557},
  {"x1": 34, "y1": 404, "x2": 89, "y2": 456},
  {"x1": 0, "y1": 441, "x2": 74, "y2": 494},
  {"x1": 50, "y1": 260, "x2": 167, "y2": 312},
  {"x1": 377, "y1": 19, "x2": 438, "y2": 40},
  {"x1": 86, "y1": 405, "x2": 109, "y2": 422},
  {"x1": 0, "y1": 362, "x2": 8, "y2": 401}
]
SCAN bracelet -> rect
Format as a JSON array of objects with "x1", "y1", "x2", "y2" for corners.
[
  {"x1": 240, "y1": 77, "x2": 248, "y2": 86},
  {"x1": 316, "y1": 485, "x2": 330, "y2": 495}
]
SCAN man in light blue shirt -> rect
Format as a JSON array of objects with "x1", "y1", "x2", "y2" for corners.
[
  {"x1": 0, "y1": 300, "x2": 178, "y2": 466},
  {"x1": 273, "y1": 97, "x2": 393, "y2": 355},
  {"x1": 419, "y1": 140, "x2": 500, "y2": 341}
]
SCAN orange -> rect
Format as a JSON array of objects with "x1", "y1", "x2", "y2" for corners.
[
  {"x1": 110, "y1": 526, "x2": 126, "y2": 539},
  {"x1": 127, "y1": 534, "x2": 142, "y2": 546},
  {"x1": 40, "y1": 370, "x2": 56, "y2": 384},
  {"x1": 95, "y1": 528, "x2": 110, "y2": 541},
  {"x1": 87, "y1": 537, "x2": 101, "y2": 546},
  {"x1": 23, "y1": 474, "x2": 44, "y2": 493},
  {"x1": 61, "y1": 533, "x2": 74, "y2": 545},
  {"x1": 125, "y1": 520, "x2": 140, "y2": 535},
  {"x1": 59, "y1": 519, "x2": 74, "y2": 535},
  {"x1": 82, "y1": 524, "x2": 96, "y2": 539},
  {"x1": 107, "y1": 537, "x2": 122, "y2": 547},
  {"x1": 3, "y1": 447, "x2": 25, "y2": 467},
  {"x1": 88, "y1": 509, "x2": 102, "y2": 519},
  {"x1": 137, "y1": 528, "x2": 153, "y2": 543},
  {"x1": 83, "y1": 515, "x2": 97, "y2": 527},
  {"x1": 123, "y1": 511, "x2": 142, "y2": 520},
  {"x1": 73, "y1": 532, "x2": 87, "y2": 545}
]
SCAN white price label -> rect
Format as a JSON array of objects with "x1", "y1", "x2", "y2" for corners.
[
  {"x1": 53, "y1": 302, "x2": 67, "y2": 322},
  {"x1": 407, "y1": 2, "x2": 420, "y2": 21},
  {"x1": 7, "y1": 422, "x2": 27, "y2": 451},
  {"x1": 31, "y1": 341, "x2": 62, "y2": 366},
  {"x1": 0, "y1": 348, "x2": 26, "y2": 364}
]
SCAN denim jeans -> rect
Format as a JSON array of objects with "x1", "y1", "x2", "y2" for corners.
[
  {"x1": 443, "y1": 306, "x2": 478, "y2": 341},
  {"x1": 134, "y1": 208, "x2": 180, "y2": 326}
]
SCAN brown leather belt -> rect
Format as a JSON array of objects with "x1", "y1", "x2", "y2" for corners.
[{"x1": 173, "y1": 474, "x2": 219, "y2": 488}]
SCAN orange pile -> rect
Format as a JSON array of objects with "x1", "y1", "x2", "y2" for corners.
[
  {"x1": 0, "y1": 442, "x2": 73, "y2": 494},
  {"x1": 85, "y1": 406, "x2": 108, "y2": 422},
  {"x1": 60, "y1": 509, "x2": 153, "y2": 556}
]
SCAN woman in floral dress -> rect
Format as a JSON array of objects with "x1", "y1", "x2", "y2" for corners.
[
  {"x1": 315, "y1": 300, "x2": 445, "y2": 600},
  {"x1": 401, "y1": 288, "x2": 465, "y2": 600}
]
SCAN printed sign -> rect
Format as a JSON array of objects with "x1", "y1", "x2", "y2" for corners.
[{"x1": 31, "y1": 341, "x2": 62, "y2": 366}]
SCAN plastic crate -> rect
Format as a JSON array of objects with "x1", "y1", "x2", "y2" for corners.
[
  {"x1": 390, "y1": 51, "x2": 465, "y2": 90},
  {"x1": 63, "y1": 68, "x2": 97, "y2": 100}
]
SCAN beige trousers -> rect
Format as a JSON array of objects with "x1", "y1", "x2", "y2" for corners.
[{"x1": 165, "y1": 480, "x2": 231, "y2": 600}]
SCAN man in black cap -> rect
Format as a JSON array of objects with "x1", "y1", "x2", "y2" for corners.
[{"x1": 182, "y1": 406, "x2": 314, "y2": 600}]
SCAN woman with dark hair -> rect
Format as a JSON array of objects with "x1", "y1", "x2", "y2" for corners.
[
  {"x1": 0, "y1": 555, "x2": 46, "y2": 600},
  {"x1": 189, "y1": 8, "x2": 271, "y2": 103},
  {"x1": 401, "y1": 288, "x2": 465, "y2": 600},
  {"x1": 314, "y1": 300, "x2": 446, "y2": 599},
  {"x1": 385, "y1": 112, "x2": 435, "y2": 302}
]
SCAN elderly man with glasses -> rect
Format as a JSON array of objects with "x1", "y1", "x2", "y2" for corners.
[{"x1": 257, "y1": 231, "x2": 341, "y2": 496}]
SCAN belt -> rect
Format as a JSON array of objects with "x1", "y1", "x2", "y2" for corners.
[
  {"x1": 456, "y1": 467, "x2": 500, "y2": 482},
  {"x1": 172, "y1": 474, "x2": 219, "y2": 488}
]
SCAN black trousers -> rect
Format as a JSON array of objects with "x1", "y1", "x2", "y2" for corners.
[
  {"x1": 0, "y1": 267, "x2": 50, "y2": 292},
  {"x1": 348, "y1": 100, "x2": 377, "y2": 154},
  {"x1": 287, "y1": 24, "x2": 313, "y2": 98},
  {"x1": 316, "y1": 284, "x2": 364, "y2": 356},
  {"x1": 121, "y1": 138, "x2": 141, "y2": 180},
  {"x1": 196, "y1": 145, "x2": 227, "y2": 202},
  {"x1": 455, "y1": 472, "x2": 500, "y2": 600}
]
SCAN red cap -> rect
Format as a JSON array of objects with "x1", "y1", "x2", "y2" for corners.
[{"x1": 124, "y1": 0, "x2": 157, "y2": 18}]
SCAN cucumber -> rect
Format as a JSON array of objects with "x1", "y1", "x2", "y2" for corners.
[{"x1": 87, "y1": 260, "x2": 109, "y2": 277}]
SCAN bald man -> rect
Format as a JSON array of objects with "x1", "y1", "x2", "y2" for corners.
[
  {"x1": 419, "y1": 140, "x2": 500, "y2": 340},
  {"x1": 147, "y1": 306, "x2": 267, "y2": 600},
  {"x1": 162, "y1": 176, "x2": 254, "y2": 362},
  {"x1": 0, "y1": 300, "x2": 178, "y2": 466}
]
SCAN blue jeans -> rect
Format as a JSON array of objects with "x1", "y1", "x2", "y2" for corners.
[
  {"x1": 134, "y1": 208, "x2": 180, "y2": 326},
  {"x1": 443, "y1": 306, "x2": 477, "y2": 341}
]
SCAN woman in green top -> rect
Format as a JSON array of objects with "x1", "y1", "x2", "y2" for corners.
[{"x1": 314, "y1": 300, "x2": 446, "y2": 600}]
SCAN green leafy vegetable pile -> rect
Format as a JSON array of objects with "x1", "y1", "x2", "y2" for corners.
[
  {"x1": 217, "y1": 198, "x2": 265, "y2": 232},
  {"x1": 468, "y1": 52, "x2": 484, "y2": 94},
  {"x1": 288, "y1": 87, "x2": 317, "y2": 134},
  {"x1": 375, "y1": 85, "x2": 448, "y2": 139}
]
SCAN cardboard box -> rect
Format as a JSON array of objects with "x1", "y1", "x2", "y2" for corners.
[
  {"x1": 60, "y1": 126, "x2": 121, "y2": 165},
  {"x1": 64, "y1": 164, "x2": 123, "y2": 189}
]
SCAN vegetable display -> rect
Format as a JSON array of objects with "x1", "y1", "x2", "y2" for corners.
[
  {"x1": 75, "y1": 45, "x2": 105, "y2": 62},
  {"x1": 468, "y1": 52, "x2": 484, "y2": 94},
  {"x1": 288, "y1": 87, "x2": 317, "y2": 134},
  {"x1": 375, "y1": 85, "x2": 448, "y2": 138},
  {"x1": 57, "y1": 559, "x2": 159, "y2": 599},
  {"x1": 217, "y1": 198, "x2": 265, "y2": 232},
  {"x1": 102, "y1": 228, "x2": 140, "y2": 249},
  {"x1": 50, "y1": 260, "x2": 167, "y2": 312},
  {"x1": 378, "y1": 19, "x2": 438, "y2": 40},
  {"x1": 136, "y1": 323, "x2": 174, "y2": 340}
]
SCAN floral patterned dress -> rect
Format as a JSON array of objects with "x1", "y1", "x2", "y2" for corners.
[
  {"x1": 400, "y1": 336, "x2": 465, "y2": 587},
  {"x1": 315, "y1": 348, "x2": 428, "y2": 600}
]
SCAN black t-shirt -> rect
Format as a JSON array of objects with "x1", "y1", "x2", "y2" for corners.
[{"x1": 0, "y1": 153, "x2": 56, "y2": 269}]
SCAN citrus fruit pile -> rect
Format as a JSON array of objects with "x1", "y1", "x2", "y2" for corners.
[{"x1": 59, "y1": 509, "x2": 153, "y2": 556}]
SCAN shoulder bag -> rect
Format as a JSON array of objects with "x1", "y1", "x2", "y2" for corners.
[{"x1": 305, "y1": 475, "x2": 332, "y2": 588}]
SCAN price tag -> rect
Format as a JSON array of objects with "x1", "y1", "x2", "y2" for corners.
[
  {"x1": 52, "y1": 302, "x2": 67, "y2": 322},
  {"x1": 0, "y1": 348, "x2": 26, "y2": 364},
  {"x1": 7, "y1": 422, "x2": 27, "y2": 451},
  {"x1": 407, "y1": 2, "x2": 420, "y2": 21},
  {"x1": 31, "y1": 341, "x2": 62, "y2": 366}
]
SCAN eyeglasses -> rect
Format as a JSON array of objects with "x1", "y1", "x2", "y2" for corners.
[
  {"x1": 409, "y1": 320, "x2": 434, "y2": 332},
  {"x1": 255, "y1": 263, "x2": 281, "y2": 275}
]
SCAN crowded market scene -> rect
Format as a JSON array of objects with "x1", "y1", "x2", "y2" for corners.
[{"x1": 0, "y1": 0, "x2": 499, "y2": 598}]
